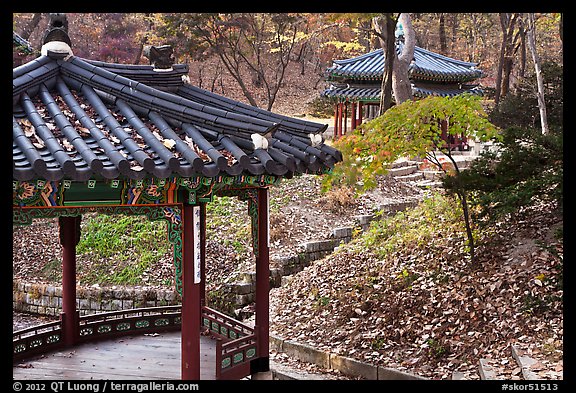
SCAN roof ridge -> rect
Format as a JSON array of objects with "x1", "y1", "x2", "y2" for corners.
[{"x1": 61, "y1": 56, "x2": 279, "y2": 137}]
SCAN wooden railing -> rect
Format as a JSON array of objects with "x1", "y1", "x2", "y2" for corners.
[
  {"x1": 13, "y1": 321, "x2": 63, "y2": 361},
  {"x1": 13, "y1": 306, "x2": 182, "y2": 360},
  {"x1": 201, "y1": 306, "x2": 253, "y2": 340},
  {"x1": 77, "y1": 305, "x2": 181, "y2": 342},
  {"x1": 216, "y1": 333, "x2": 258, "y2": 380},
  {"x1": 14, "y1": 305, "x2": 259, "y2": 380},
  {"x1": 201, "y1": 306, "x2": 258, "y2": 380}
]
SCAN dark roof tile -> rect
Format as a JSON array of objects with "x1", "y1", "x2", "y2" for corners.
[
  {"x1": 327, "y1": 45, "x2": 483, "y2": 83},
  {"x1": 13, "y1": 52, "x2": 341, "y2": 182}
]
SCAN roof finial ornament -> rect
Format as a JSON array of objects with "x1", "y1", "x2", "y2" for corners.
[
  {"x1": 144, "y1": 45, "x2": 175, "y2": 71},
  {"x1": 42, "y1": 13, "x2": 71, "y2": 46},
  {"x1": 41, "y1": 13, "x2": 73, "y2": 59}
]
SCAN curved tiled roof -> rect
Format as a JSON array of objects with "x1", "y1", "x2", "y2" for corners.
[
  {"x1": 322, "y1": 82, "x2": 483, "y2": 101},
  {"x1": 322, "y1": 85, "x2": 382, "y2": 102},
  {"x1": 13, "y1": 32, "x2": 35, "y2": 55},
  {"x1": 411, "y1": 82, "x2": 483, "y2": 98},
  {"x1": 327, "y1": 45, "x2": 484, "y2": 83},
  {"x1": 13, "y1": 52, "x2": 340, "y2": 183}
]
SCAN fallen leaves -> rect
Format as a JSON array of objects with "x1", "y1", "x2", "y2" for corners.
[{"x1": 269, "y1": 199, "x2": 563, "y2": 380}]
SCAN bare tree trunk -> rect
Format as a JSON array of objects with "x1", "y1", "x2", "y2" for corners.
[
  {"x1": 496, "y1": 13, "x2": 520, "y2": 105},
  {"x1": 439, "y1": 13, "x2": 447, "y2": 55},
  {"x1": 518, "y1": 20, "x2": 527, "y2": 78},
  {"x1": 526, "y1": 13, "x2": 549, "y2": 135},
  {"x1": 373, "y1": 14, "x2": 396, "y2": 115},
  {"x1": 373, "y1": 13, "x2": 414, "y2": 114},
  {"x1": 19, "y1": 13, "x2": 43, "y2": 40},
  {"x1": 450, "y1": 14, "x2": 458, "y2": 53},
  {"x1": 134, "y1": 13, "x2": 153, "y2": 65},
  {"x1": 392, "y1": 13, "x2": 415, "y2": 105},
  {"x1": 495, "y1": 13, "x2": 509, "y2": 105},
  {"x1": 358, "y1": 19, "x2": 373, "y2": 52}
]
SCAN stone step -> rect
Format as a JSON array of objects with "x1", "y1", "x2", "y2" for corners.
[
  {"x1": 478, "y1": 358, "x2": 498, "y2": 380},
  {"x1": 451, "y1": 371, "x2": 467, "y2": 380},
  {"x1": 415, "y1": 179, "x2": 443, "y2": 189},
  {"x1": 389, "y1": 159, "x2": 420, "y2": 169},
  {"x1": 387, "y1": 165, "x2": 418, "y2": 177},
  {"x1": 395, "y1": 172, "x2": 424, "y2": 182},
  {"x1": 421, "y1": 170, "x2": 443, "y2": 180},
  {"x1": 511, "y1": 345, "x2": 539, "y2": 380},
  {"x1": 376, "y1": 200, "x2": 420, "y2": 215}
]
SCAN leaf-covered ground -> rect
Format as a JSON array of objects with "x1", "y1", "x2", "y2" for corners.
[{"x1": 269, "y1": 195, "x2": 563, "y2": 380}]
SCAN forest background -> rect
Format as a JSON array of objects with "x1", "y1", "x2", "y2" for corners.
[{"x1": 13, "y1": 13, "x2": 563, "y2": 117}]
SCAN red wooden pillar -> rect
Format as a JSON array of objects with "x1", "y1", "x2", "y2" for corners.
[
  {"x1": 351, "y1": 102, "x2": 357, "y2": 130},
  {"x1": 337, "y1": 102, "x2": 343, "y2": 138},
  {"x1": 440, "y1": 119, "x2": 449, "y2": 149},
  {"x1": 333, "y1": 104, "x2": 339, "y2": 139},
  {"x1": 343, "y1": 101, "x2": 348, "y2": 135},
  {"x1": 181, "y1": 204, "x2": 201, "y2": 380},
  {"x1": 199, "y1": 203, "x2": 206, "y2": 308},
  {"x1": 254, "y1": 187, "x2": 270, "y2": 372},
  {"x1": 59, "y1": 215, "x2": 81, "y2": 347},
  {"x1": 358, "y1": 101, "x2": 363, "y2": 126}
]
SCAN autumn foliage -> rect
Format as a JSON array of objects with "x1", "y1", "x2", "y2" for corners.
[{"x1": 324, "y1": 94, "x2": 501, "y2": 191}]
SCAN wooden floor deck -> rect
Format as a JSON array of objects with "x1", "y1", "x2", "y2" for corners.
[{"x1": 13, "y1": 332, "x2": 217, "y2": 380}]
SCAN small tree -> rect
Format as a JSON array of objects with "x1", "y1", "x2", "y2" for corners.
[{"x1": 324, "y1": 94, "x2": 501, "y2": 263}]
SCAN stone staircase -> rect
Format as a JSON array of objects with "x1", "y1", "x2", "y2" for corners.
[
  {"x1": 453, "y1": 344, "x2": 562, "y2": 380},
  {"x1": 228, "y1": 199, "x2": 421, "y2": 319},
  {"x1": 387, "y1": 152, "x2": 479, "y2": 189}
]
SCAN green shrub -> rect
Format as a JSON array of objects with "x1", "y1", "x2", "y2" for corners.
[
  {"x1": 447, "y1": 126, "x2": 563, "y2": 224},
  {"x1": 306, "y1": 95, "x2": 337, "y2": 118},
  {"x1": 358, "y1": 192, "x2": 465, "y2": 259}
]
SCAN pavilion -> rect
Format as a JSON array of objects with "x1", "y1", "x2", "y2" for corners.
[
  {"x1": 322, "y1": 28, "x2": 484, "y2": 141},
  {"x1": 13, "y1": 14, "x2": 342, "y2": 380}
]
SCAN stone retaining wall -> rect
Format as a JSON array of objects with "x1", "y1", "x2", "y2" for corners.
[
  {"x1": 270, "y1": 334, "x2": 427, "y2": 380},
  {"x1": 13, "y1": 280, "x2": 180, "y2": 316}
]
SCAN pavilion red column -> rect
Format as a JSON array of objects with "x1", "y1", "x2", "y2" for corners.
[
  {"x1": 337, "y1": 102, "x2": 343, "y2": 138},
  {"x1": 351, "y1": 102, "x2": 357, "y2": 130},
  {"x1": 181, "y1": 204, "x2": 201, "y2": 380},
  {"x1": 333, "y1": 104, "x2": 339, "y2": 139},
  {"x1": 358, "y1": 101, "x2": 363, "y2": 126},
  {"x1": 254, "y1": 187, "x2": 270, "y2": 371},
  {"x1": 343, "y1": 101, "x2": 348, "y2": 135},
  {"x1": 58, "y1": 215, "x2": 81, "y2": 347},
  {"x1": 199, "y1": 203, "x2": 207, "y2": 308}
]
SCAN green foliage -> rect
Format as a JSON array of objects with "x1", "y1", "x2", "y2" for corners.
[
  {"x1": 490, "y1": 61, "x2": 563, "y2": 131},
  {"x1": 78, "y1": 215, "x2": 168, "y2": 258},
  {"x1": 76, "y1": 215, "x2": 169, "y2": 285},
  {"x1": 323, "y1": 94, "x2": 500, "y2": 191},
  {"x1": 396, "y1": 268, "x2": 420, "y2": 290},
  {"x1": 206, "y1": 289, "x2": 237, "y2": 317},
  {"x1": 446, "y1": 126, "x2": 563, "y2": 224},
  {"x1": 357, "y1": 193, "x2": 466, "y2": 259},
  {"x1": 206, "y1": 196, "x2": 250, "y2": 255},
  {"x1": 426, "y1": 338, "x2": 450, "y2": 359}
]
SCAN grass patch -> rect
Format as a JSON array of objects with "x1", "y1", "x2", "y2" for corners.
[
  {"x1": 357, "y1": 192, "x2": 465, "y2": 259},
  {"x1": 75, "y1": 214, "x2": 169, "y2": 286}
]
